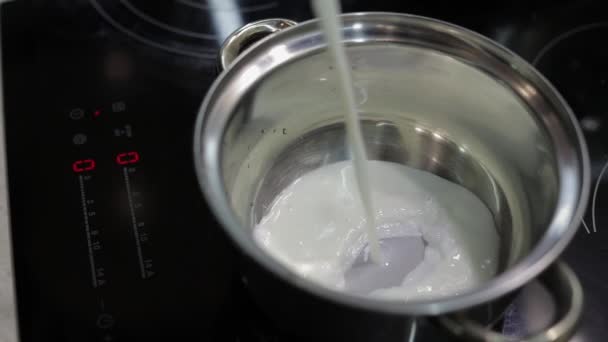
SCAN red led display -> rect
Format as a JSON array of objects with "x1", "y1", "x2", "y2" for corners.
[
  {"x1": 116, "y1": 151, "x2": 140, "y2": 165},
  {"x1": 73, "y1": 159, "x2": 96, "y2": 173}
]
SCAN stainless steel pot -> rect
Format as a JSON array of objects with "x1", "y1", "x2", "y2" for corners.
[{"x1": 194, "y1": 13, "x2": 589, "y2": 341}]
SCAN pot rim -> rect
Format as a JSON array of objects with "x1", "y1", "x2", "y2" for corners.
[{"x1": 193, "y1": 12, "x2": 590, "y2": 316}]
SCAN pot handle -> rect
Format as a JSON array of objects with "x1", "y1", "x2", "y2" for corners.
[
  {"x1": 438, "y1": 261, "x2": 583, "y2": 342},
  {"x1": 219, "y1": 18, "x2": 297, "y2": 71}
]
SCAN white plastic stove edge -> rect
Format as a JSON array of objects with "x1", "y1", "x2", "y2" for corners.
[{"x1": 0, "y1": 1, "x2": 20, "y2": 341}]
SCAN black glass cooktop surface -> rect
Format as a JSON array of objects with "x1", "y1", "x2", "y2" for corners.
[{"x1": 2, "y1": 1, "x2": 607, "y2": 341}]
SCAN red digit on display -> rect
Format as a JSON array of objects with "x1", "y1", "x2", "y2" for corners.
[
  {"x1": 72, "y1": 159, "x2": 96, "y2": 173},
  {"x1": 116, "y1": 151, "x2": 140, "y2": 165}
]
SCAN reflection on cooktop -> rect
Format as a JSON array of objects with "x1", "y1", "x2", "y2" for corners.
[{"x1": 89, "y1": 0, "x2": 309, "y2": 58}]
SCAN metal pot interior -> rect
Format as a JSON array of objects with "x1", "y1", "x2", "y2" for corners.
[{"x1": 221, "y1": 44, "x2": 559, "y2": 273}]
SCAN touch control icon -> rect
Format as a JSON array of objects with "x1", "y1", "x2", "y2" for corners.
[
  {"x1": 69, "y1": 108, "x2": 85, "y2": 120},
  {"x1": 73, "y1": 133, "x2": 87, "y2": 145}
]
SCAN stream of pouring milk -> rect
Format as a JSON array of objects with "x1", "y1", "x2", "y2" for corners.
[
  {"x1": 310, "y1": 0, "x2": 382, "y2": 263},
  {"x1": 252, "y1": 0, "x2": 500, "y2": 300}
]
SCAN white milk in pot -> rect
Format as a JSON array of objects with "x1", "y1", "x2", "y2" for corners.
[{"x1": 253, "y1": 0, "x2": 500, "y2": 301}]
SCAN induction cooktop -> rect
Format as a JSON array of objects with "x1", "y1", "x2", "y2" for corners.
[{"x1": 1, "y1": 1, "x2": 607, "y2": 341}]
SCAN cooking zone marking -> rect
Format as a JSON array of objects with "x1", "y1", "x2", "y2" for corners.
[
  {"x1": 89, "y1": 0, "x2": 216, "y2": 58},
  {"x1": 176, "y1": 0, "x2": 279, "y2": 12},
  {"x1": 582, "y1": 158, "x2": 608, "y2": 234}
]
